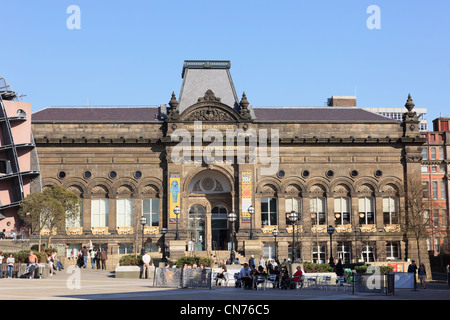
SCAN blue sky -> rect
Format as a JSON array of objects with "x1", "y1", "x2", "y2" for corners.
[{"x1": 1, "y1": 0, "x2": 449, "y2": 124}]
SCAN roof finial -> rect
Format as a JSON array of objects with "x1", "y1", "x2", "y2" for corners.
[
  {"x1": 405, "y1": 93, "x2": 415, "y2": 112},
  {"x1": 240, "y1": 92, "x2": 249, "y2": 109},
  {"x1": 169, "y1": 91, "x2": 179, "y2": 109}
]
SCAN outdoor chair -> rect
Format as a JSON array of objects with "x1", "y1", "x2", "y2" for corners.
[
  {"x1": 216, "y1": 272, "x2": 229, "y2": 287},
  {"x1": 253, "y1": 275, "x2": 267, "y2": 290},
  {"x1": 266, "y1": 274, "x2": 279, "y2": 289},
  {"x1": 319, "y1": 276, "x2": 331, "y2": 290},
  {"x1": 303, "y1": 276, "x2": 317, "y2": 289}
]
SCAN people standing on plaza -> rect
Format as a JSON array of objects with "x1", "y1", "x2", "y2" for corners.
[
  {"x1": 408, "y1": 260, "x2": 418, "y2": 289},
  {"x1": 248, "y1": 255, "x2": 255, "y2": 269},
  {"x1": 76, "y1": 250, "x2": 84, "y2": 268},
  {"x1": 142, "y1": 251, "x2": 151, "y2": 279},
  {"x1": 47, "y1": 253, "x2": 54, "y2": 276},
  {"x1": 0, "y1": 251, "x2": 4, "y2": 279},
  {"x1": 95, "y1": 249, "x2": 101, "y2": 269},
  {"x1": 6, "y1": 253, "x2": 14, "y2": 278},
  {"x1": 335, "y1": 259, "x2": 344, "y2": 277},
  {"x1": 70, "y1": 249, "x2": 75, "y2": 261},
  {"x1": 28, "y1": 251, "x2": 38, "y2": 279},
  {"x1": 81, "y1": 246, "x2": 88, "y2": 268},
  {"x1": 418, "y1": 263, "x2": 427, "y2": 289},
  {"x1": 101, "y1": 248, "x2": 107, "y2": 270},
  {"x1": 258, "y1": 255, "x2": 265, "y2": 269},
  {"x1": 90, "y1": 249, "x2": 96, "y2": 269}
]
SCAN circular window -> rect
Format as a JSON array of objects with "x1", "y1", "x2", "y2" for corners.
[
  {"x1": 277, "y1": 170, "x2": 286, "y2": 179},
  {"x1": 326, "y1": 170, "x2": 334, "y2": 178},
  {"x1": 375, "y1": 170, "x2": 383, "y2": 178},
  {"x1": 302, "y1": 170, "x2": 310, "y2": 178},
  {"x1": 134, "y1": 171, "x2": 142, "y2": 179},
  {"x1": 109, "y1": 171, "x2": 117, "y2": 179},
  {"x1": 58, "y1": 171, "x2": 66, "y2": 179},
  {"x1": 351, "y1": 170, "x2": 359, "y2": 178},
  {"x1": 83, "y1": 171, "x2": 92, "y2": 179}
]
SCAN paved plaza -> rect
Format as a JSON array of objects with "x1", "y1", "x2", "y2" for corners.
[{"x1": 1, "y1": 268, "x2": 450, "y2": 301}]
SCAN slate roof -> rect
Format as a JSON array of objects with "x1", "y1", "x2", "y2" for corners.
[
  {"x1": 252, "y1": 107, "x2": 398, "y2": 123},
  {"x1": 32, "y1": 105, "x2": 399, "y2": 124},
  {"x1": 32, "y1": 106, "x2": 161, "y2": 123}
]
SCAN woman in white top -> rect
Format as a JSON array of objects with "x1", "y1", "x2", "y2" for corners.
[{"x1": 6, "y1": 254, "x2": 15, "y2": 278}]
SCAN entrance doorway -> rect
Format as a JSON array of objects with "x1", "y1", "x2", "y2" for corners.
[
  {"x1": 211, "y1": 205, "x2": 228, "y2": 250},
  {"x1": 188, "y1": 205, "x2": 206, "y2": 252}
]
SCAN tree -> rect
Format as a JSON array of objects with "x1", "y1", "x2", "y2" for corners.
[
  {"x1": 19, "y1": 186, "x2": 81, "y2": 251},
  {"x1": 404, "y1": 173, "x2": 431, "y2": 265}
]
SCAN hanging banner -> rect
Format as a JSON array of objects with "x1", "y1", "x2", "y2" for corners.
[
  {"x1": 241, "y1": 171, "x2": 252, "y2": 223},
  {"x1": 169, "y1": 172, "x2": 181, "y2": 224}
]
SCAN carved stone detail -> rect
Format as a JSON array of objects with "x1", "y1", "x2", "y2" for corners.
[{"x1": 185, "y1": 106, "x2": 235, "y2": 122}]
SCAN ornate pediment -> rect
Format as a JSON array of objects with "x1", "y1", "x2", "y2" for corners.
[{"x1": 167, "y1": 90, "x2": 253, "y2": 123}]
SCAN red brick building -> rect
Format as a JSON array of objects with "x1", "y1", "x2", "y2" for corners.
[{"x1": 421, "y1": 117, "x2": 450, "y2": 253}]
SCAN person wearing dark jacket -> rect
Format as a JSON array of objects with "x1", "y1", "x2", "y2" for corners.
[{"x1": 101, "y1": 248, "x2": 108, "y2": 270}]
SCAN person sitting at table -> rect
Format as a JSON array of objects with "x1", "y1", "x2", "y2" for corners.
[
  {"x1": 253, "y1": 265, "x2": 267, "y2": 288},
  {"x1": 238, "y1": 263, "x2": 253, "y2": 289},
  {"x1": 280, "y1": 265, "x2": 291, "y2": 289}
]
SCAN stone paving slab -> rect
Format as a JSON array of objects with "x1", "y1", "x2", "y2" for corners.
[{"x1": 1, "y1": 268, "x2": 450, "y2": 301}]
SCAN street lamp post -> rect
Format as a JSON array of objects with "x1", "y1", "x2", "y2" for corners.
[
  {"x1": 248, "y1": 205, "x2": 255, "y2": 240},
  {"x1": 272, "y1": 228, "x2": 279, "y2": 263},
  {"x1": 174, "y1": 206, "x2": 180, "y2": 240},
  {"x1": 140, "y1": 216, "x2": 147, "y2": 255},
  {"x1": 289, "y1": 211, "x2": 298, "y2": 262},
  {"x1": 161, "y1": 227, "x2": 168, "y2": 263},
  {"x1": 327, "y1": 225, "x2": 335, "y2": 267},
  {"x1": 227, "y1": 211, "x2": 237, "y2": 264}
]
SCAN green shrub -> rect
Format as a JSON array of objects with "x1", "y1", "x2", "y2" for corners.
[
  {"x1": 119, "y1": 254, "x2": 145, "y2": 266},
  {"x1": 354, "y1": 265, "x2": 394, "y2": 274},
  {"x1": 175, "y1": 256, "x2": 212, "y2": 268},
  {"x1": 303, "y1": 261, "x2": 333, "y2": 273}
]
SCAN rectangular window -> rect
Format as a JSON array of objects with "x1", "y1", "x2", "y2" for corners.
[
  {"x1": 438, "y1": 147, "x2": 444, "y2": 160},
  {"x1": 383, "y1": 197, "x2": 399, "y2": 225},
  {"x1": 386, "y1": 242, "x2": 400, "y2": 260},
  {"x1": 143, "y1": 198, "x2": 160, "y2": 226},
  {"x1": 337, "y1": 242, "x2": 352, "y2": 264},
  {"x1": 91, "y1": 199, "x2": 109, "y2": 227},
  {"x1": 434, "y1": 210, "x2": 440, "y2": 227},
  {"x1": 312, "y1": 242, "x2": 327, "y2": 264},
  {"x1": 116, "y1": 198, "x2": 133, "y2": 228},
  {"x1": 285, "y1": 197, "x2": 301, "y2": 225},
  {"x1": 432, "y1": 182, "x2": 438, "y2": 199},
  {"x1": 118, "y1": 244, "x2": 133, "y2": 254},
  {"x1": 422, "y1": 148, "x2": 428, "y2": 160},
  {"x1": 66, "y1": 200, "x2": 83, "y2": 228},
  {"x1": 362, "y1": 243, "x2": 375, "y2": 262},
  {"x1": 431, "y1": 148, "x2": 436, "y2": 160},
  {"x1": 261, "y1": 197, "x2": 277, "y2": 226},
  {"x1": 310, "y1": 197, "x2": 326, "y2": 225},
  {"x1": 440, "y1": 181, "x2": 447, "y2": 200},
  {"x1": 423, "y1": 182, "x2": 429, "y2": 199},
  {"x1": 421, "y1": 166, "x2": 428, "y2": 173},
  {"x1": 334, "y1": 197, "x2": 350, "y2": 225},
  {"x1": 442, "y1": 210, "x2": 448, "y2": 228},
  {"x1": 359, "y1": 197, "x2": 375, "y2": 225}
]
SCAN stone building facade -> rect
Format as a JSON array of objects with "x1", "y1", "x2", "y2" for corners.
[{"x1": 31, "y1": 60, "x2": 429, "y2": 268}]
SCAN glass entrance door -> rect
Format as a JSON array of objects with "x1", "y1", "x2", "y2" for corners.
[
  {"x1": 188, "y1": 205, "x2": 206, "y2": 252},
  {"x1": 211, "y1": 205, "x2": 228, "y2": 250}
]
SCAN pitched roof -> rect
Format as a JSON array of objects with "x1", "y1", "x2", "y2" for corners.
[
  {"x1": 252, "y1": 107, "x2": 398, "y2": 123},
  {"x1": 32, "y1": 107, "x2": 162, "y2": 123}
]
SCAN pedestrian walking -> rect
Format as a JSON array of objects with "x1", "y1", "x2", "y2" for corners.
[
  {"x1": 101, "y1": 248, "x2": 107, "y2": 270},
  {"x1": 47, "y1": 253, "x2": 54, "y2": 277},
  {"x1": 418, "y1": 263, "x2": 427, "y2": 289}
]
